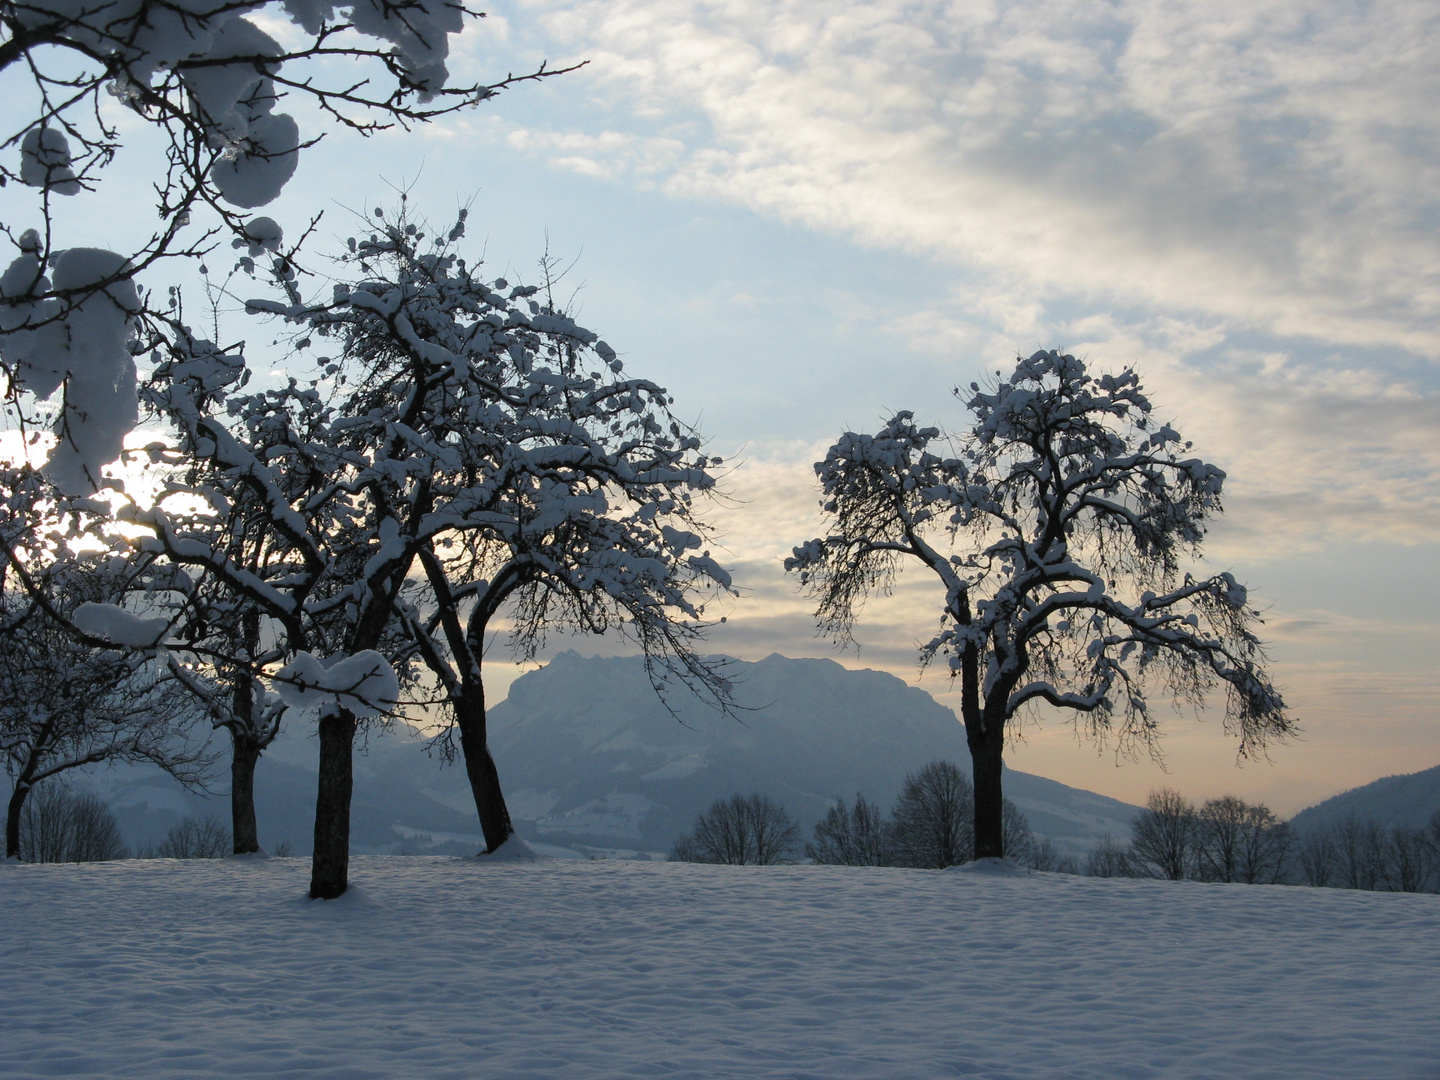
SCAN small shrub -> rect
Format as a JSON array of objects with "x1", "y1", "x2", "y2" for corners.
[{"x1": 19, "y1": 785, "x2": 127, "y2": 863}]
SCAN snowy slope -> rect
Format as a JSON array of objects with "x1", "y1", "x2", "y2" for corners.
[
  {"x1": 1289, "y1": 762, "x2": 1440, "y2": 834},
  {"x1": 488, "y1": 651, "x2": 1138, "y2": 856},
  {"x1": 2, "y1": 857, "x2": 1437, "y2": 1079}
]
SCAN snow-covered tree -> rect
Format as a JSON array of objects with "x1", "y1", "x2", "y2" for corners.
[
  {"x1": 787, "y1": 350, "x2": 1292, "y2": 859},
  {"x1": 134, "y1": 208, "x2": 733, "y2": 895},
  {"x1": 136, "y1": 322, "x2": 412, "y2": 897},
  {"x1": 163, "y1": 604, "x2": 288, "y2": 856},
  {"x1": 1, "y1": 0, "x2": 576, "y2": 493},
  {"x1": 0, "y1": 589, "x2": 202, "y2": 859},
  {"x1": 0, "y1": 469, "x2": 209, "y2": 859},
  {"x1": 252, "y1": 209, "x2": 736, "y2": 858},
  {"x1": 121, "y1": 343, "x2": 315, "y2": 856}
]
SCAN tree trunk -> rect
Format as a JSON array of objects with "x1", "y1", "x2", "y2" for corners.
[
  {"x1": 229, "y1": 657, "x2": 263, "y2": 856},
  {"x1": 6, "y1": 781, "x2": 28, "y2": 860},
  {"x1": 230, "y1": 731, "x2": 262, "y2": 855},
  {"x1": 969, "y1": 720, "x2": 1006, "y2": 860},
  {"x1": 454, "y1": 687, "x2": 514, "y2": 854},
  {"x1": 309, "y1": 708, "x2": 356, "y2": 899}
]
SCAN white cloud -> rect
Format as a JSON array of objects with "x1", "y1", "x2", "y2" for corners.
[
  {"x1": 504, "y1": 0, "x2": 1440, "y2": 353},
  {"x1": 466, "y1": 1, "x2": 1440, "y2": 546},
  {"x1": 503, "y1": 127, "x2": 686, "y2": 181}
]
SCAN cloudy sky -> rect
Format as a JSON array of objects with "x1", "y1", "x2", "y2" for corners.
[{"x1": 25, "y1": 0, "x2": 1440, "y2": 813}]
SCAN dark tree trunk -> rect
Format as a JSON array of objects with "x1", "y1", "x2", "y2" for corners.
[
  {"x1": 229, "y1": 649, "x2": 262, "y2": 855},
  {"x1": 6, "y1": 781, "x2": 28, "y2": 860},
  {"x1": 454, "y1": 687, "x2": 514, "y2": 854},
  {"x1": 231, "y1": 732, "x2": 262, "y2": 855},
  {"x1": 309, "y1": 709, "x2": 356, "y2": 899},
  {"x1": 968, "y1": 719, "x2": 1006, "y2": 860}
]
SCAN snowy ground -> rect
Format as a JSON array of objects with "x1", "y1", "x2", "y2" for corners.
[{"x1": 2, "y1": 858, "x2": 1437, "y2": 1079}]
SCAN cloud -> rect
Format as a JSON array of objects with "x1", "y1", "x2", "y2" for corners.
[
  {"x1": 503, "y1": 0, "x2": 1440, "y2": 354},
  {"x1": 443, "y1": 1, "x2": 1440, "y2": 550},
  {"x1": 1064, "y1": 327, "x2": 1440, "y2": 555},
  {"x1": 503, "y1": 127, "x2": 686, "y2": 182},
  {"x1": 460, "y1": 2, "x2": 1440, "y2": 543},
  {"x1": 869, "y1": 301, "x2": 1440, "y2": 553}
]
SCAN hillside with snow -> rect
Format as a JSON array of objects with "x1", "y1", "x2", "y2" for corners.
[
  {"x1": 1290, "y1": 763, "x2": 1440, "y2": 834},
  {"x1": 2, "y1": 857, "x2": 1437, "y2": 1079},
  {"x1": 77, "y1": 652, "x2": 1138, "y2": 858}
]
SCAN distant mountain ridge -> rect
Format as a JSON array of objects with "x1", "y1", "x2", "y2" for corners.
[
  {"x1": 486, "y1": 651, "x2": 1138, "y2": 856},
  {"x1": 67, "y1": 651, "x2": 1141, "y2": 858},
  {"x1": 1289, "y1": 763, "x2": 1440, "y2": 835}
]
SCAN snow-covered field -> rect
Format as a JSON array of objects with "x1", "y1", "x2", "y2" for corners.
[{"x1": 2, "y1": 858, "x2": 1437, "y2": 1079}]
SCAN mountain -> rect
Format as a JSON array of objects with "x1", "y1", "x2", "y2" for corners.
[
  {"x1": 64, "y1": 651, "x2": 1139, "y2": 858},
  {"x1": 1289, "y1": 763, "x2": 1440, "y2": 835},
  {"x1": 487, "y1": 651, "x2": 1137, "y2": 857}
]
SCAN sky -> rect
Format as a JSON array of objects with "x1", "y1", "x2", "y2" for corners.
[{"x1": 7, "y1": 0, "x2": 1439, "y2": 815}]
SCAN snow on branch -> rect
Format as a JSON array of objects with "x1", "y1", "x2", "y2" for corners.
[
  {"x1": 1, "y1": 245, "x2": 141, "y2": 493},
  {"x1": 70, "y1": 601, "x2": 170, "y2": 648},
  {"x1": 272, "y1": 650, "x2": 399, "y2": 719},
  {"x1": 239, "y1": 205, "x2": 739, "y2": 719},
  {"x1": 128, "y1": 202, "x2": 736, "y2": 773},
  {"x1": 2, "y1": 0, "x2": 582, "y2": 496}
]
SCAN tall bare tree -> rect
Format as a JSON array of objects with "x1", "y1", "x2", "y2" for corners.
[
  {"x1": 890, "y1": 760, "x2": 974, "y2": 869},
  {"x1": 1296, "y1": 827, "x2": 1336, "y2": 888},
  {"x1": 806, "y1": 793, "x2": 893, "y2": 866},
  {"x1": 17, "y1": 783, "x2": 127, "y2": 862},
  {"x1": 1129, "y1": 788, "x2": 1196, "y2": 881},
  {"x1": 672, "y1": 794, "x2": 799, "y2": 866}
]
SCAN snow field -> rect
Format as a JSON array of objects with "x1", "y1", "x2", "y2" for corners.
[{"x1": 1, "y1": 857, "x2": 1437, "y2": 1079}]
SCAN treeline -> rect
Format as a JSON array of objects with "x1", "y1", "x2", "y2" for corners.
[
  {"x1": 669, "y1": 760, "x2": 1080, "y2": 873},
  {"x1": 667, "y1": 774, "x2": 1440, "y2": 893},
  {"x1": 1088, "y1": 787, "x2": 1440, "y2": 893}
]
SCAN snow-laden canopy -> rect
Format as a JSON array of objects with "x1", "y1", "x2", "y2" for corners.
[
  {"x1": 2, "y1": 0, "x2": 556, "y2": 493},
  {"x1": 789, "y1": 350, "x2": 1291, "y2": 858}
]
